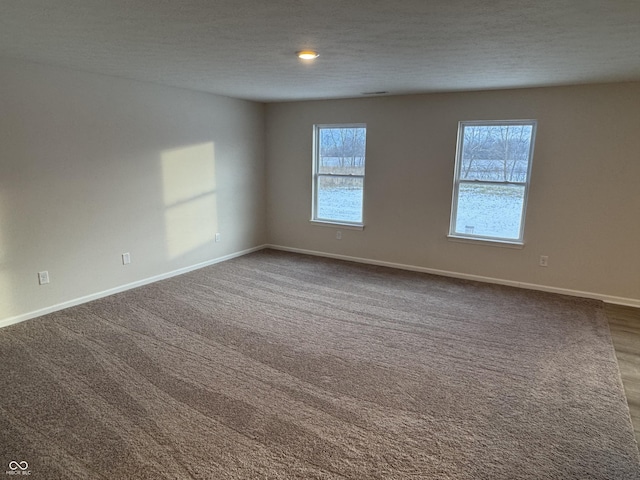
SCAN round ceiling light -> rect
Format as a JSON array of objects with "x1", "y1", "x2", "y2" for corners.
[{"x1": 297, "y1": 50, "x2": 319, "y2": 60}]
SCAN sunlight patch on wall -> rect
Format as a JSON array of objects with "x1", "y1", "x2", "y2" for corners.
[{"x1": 161, "y1": 143, "x2": 218, "y2": 259}]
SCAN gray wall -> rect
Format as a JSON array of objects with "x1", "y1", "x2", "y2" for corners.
[
  {"x1": 1, "y1": 59, "x2": 267, "y2": 324},
  {"x1": 2, "y1": 58, "x2": 638, "y2": 326},
  {"x1": 266, "y1": 83, "x2": 640, "y2": 303}
]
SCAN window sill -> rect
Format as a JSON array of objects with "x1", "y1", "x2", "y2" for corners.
[
  {"x1": 310, "y1": 220, "x2": 364, "y2": 231},
  {"x1": 447, "y1": 234, "x2": 524, "y2": 249}
]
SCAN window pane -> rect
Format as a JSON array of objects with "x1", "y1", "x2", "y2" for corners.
[
  {"x1": 454, "y1": 183, "x2": 525, "y2": 239},
  {"x1": 318, "y1": 127, "x2": 366, "y2": 175},
  {"x1": 317, "y1": 176, "x2": 363, "y2": 223},
  {"x1": 460, "y1": 124, "x2": 533, "y2": 182}
]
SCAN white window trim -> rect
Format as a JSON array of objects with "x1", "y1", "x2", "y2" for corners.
[
  {"x1": 311, "y1": 123, "x2": 366, "y2": 227},
  {"x1": 310, "y1": 220, "x2": 364, "y2": 230},
  {"x1": 448, "y1": 119, "x2": 537, "y2": 245},
  {"x1": 446, "y1": 234, "x2": 525, "y2": 249}
]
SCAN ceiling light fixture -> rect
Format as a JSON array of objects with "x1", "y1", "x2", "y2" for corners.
[{"x1": 297, "y1": 50, "x2": 319, "y2": 60}]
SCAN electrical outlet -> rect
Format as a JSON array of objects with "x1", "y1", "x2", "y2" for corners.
[
  {"x1": 122, "y1": 253, "x2": 131, "y2": 265},
  {"x1": 38, "y1": 271, "x2": 50, "y2": 285},
  {"x1": 539, "y1": 255, "x2": 549, "y2": 267},
  {"x1": 336, "y1": 230, "x2": 342, "y2": 240},
  {"x1": 215, "y1": 233, "x2": 221, "y2": 242}
]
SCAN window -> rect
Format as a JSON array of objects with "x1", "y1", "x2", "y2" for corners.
[
  {"x1": 449, "y1": 120, "x2": 537, "y2": 244},
  {"x1": 312, "y1": 124, "x2": 366, "y2": 225}
]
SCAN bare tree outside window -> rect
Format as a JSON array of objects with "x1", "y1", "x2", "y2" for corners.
[
  {"x1": 451, "y1": 121, "x2": 537, "y2": 242},
  {"x1": 313, "y1": 125, "x2": 366, "y2": 224}
]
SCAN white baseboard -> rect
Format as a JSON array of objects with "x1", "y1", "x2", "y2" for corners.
[
  {"x1": 0, "y1": 245, "x2": 268, "y2": 330},
  {"x1": 4, "y1": 242, "x2": 637, "y2": 330},
  {"x1": 266, "y1": 244, "x2": 640, "y2": 308}
]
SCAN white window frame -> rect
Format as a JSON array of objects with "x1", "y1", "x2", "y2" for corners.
[
  {"x1": 449, "y1": 120, "x2": 537, "y2": 245},
  {"x1": 311, "y1": 123, "x2": 366, "y2": 227}
]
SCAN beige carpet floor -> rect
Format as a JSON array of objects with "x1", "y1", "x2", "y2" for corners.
[{"x1": 1, "y1": 249, "x2": 639, "y2": 479}]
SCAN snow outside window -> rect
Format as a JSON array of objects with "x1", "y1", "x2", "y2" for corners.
[
  {"x1": 312, "y1": 124, "x2": 366, "y2": 226},
  {"x1": 449, "y1": 120, "x2": 537, "y2": 244}
]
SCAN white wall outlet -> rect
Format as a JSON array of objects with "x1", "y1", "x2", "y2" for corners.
[
  {"x1": 38, "y1": 271, "x2": 50, "y2": 285},
  {"x1": 215, "y1": 233, "x2": 221, "y2": 242},
  {"x1": 539, "y1": 255, "x2": 549, "y2": 267},
  {"x1": 122, "y1": 252, "x2": 131, "y2": 265},
  {"x1": 336, "y1": 230, "x2": 342, "y2": 240}
]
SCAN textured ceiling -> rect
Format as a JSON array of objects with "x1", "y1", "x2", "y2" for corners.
[{"x1": 1, "y1": 1, "x2": 639, "y2": 102}]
